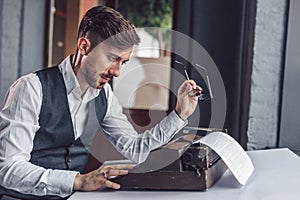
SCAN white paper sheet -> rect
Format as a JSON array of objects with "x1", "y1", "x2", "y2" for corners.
[{"x1": 199, "y1": 131, "x2": 254, "y2": 185}]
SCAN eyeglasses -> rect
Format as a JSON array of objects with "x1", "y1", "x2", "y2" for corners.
[{"x1": 175, "y1": 60, "x2": 213, "y2": 101}]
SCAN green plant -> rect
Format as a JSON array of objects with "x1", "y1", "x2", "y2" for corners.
[
  {"x1": 118, "y1": 0, "x2": 173, "y2": 56},
  {"x1": 118, "y1": 0, "x2": 173, "y2": 28}
]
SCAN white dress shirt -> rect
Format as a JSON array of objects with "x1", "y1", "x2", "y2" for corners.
[{"x1": 0, "y1": 56, "x2": 186, "y2": 197}]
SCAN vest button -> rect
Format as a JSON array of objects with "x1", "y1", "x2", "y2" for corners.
[{"x1": 67, "y1": 158, "x2": 71, "y2": 163}]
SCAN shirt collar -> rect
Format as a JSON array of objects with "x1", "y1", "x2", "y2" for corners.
[{"x1": 58, "y1": 55, "x2": 100, "y2": 102}]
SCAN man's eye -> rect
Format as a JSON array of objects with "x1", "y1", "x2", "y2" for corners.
[{"x1": 122, "y1": 61, "x2": 128, "y2": 65}]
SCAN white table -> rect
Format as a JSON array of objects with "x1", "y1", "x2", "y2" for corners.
[{"x1": 69, "y1": 148, "x2": 300, "y2": 200}]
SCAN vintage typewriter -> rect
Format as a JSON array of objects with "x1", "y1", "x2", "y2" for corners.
[{"x1": 114, "y1": 127, "x2": 228, "y2": 191}]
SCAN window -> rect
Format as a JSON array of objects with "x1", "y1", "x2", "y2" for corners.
[
  {"x1": 114, "y1": 0, "x2": 174, "y2": 111},
  {"x1": 46, "y1": 0, "x2": 101, "y2": 66},
  {"x1": 46, "y1": 0, "x2": 174, "y2": 111}
]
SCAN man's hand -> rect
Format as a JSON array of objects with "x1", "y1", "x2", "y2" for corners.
[
  {"x1": 175, "y1": 80, "x2": 202, "y2": 120},
  {"x1": 73, "y1": 164, "x2": 133, "y2": 191}
]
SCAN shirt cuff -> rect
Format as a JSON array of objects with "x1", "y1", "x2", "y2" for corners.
[
  {"x1": 161, "y1": 110, "x2": 187, "y2": 138},
  {"x1": 46, "y1": 169, "x2": 78, "y2": 197},
  {"x1": 171, "y1": 109, "x2": 188, "y2": 124}
]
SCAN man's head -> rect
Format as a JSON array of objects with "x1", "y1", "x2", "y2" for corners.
[
  {"x1": 75, "y1": 6, "x2": 140, "y2": 90},
  {"x1": 77, "y1": 5, "x2": 140, "y2": 50}
]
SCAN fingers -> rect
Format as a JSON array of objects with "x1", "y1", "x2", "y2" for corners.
[
  {"x1": 109, "y1": 169, "x2": 129, "y2": 176},
  {"x1": 181, "y1": 80, "x2": 202, "y2": 97},
  {"x1": 75, "y1": 165, "x2": 130, "y2": 192},
  {"x1": 104, "y1": 179, "x2": 121, "y2": 189},
  {"x1": 188, "y1": 90, "x2": 200, "y2": 97},
  {"x1": 99, "y1": 163, "x2": 134, "y2": 178},
  {"x1": 103, "y1": 168, "x2": 129, "y2": 179},
  {"x1": 101, "y1": 168, "x2": 129, "y2": 189},
  {"x1": 188, "y1": 80, "x2": 202, "y2": 91},
  {"x1": 188, "y1": 87, "x2": 202, "y2": 97}
]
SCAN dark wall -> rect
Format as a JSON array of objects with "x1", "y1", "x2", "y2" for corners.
[
  {"x1": 171, "y1": 0, "x2": 256, "y2": 148},
  {"x1": 279, "y1": 0, "x2": 300, "y2": 153}
]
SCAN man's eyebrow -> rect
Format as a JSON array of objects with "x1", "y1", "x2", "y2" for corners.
[
  {"x1": 107, "y1": 53, "x2": 121, "y2": 60},
  {"x1": 107, "y1": 52, "x2": 119, "y2": 57},
  {"x1": 108, "y1": 52, "x2": 130, "y2": 63}
]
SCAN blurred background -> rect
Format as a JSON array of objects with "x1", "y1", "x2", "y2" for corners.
[{"x1": 0, "y1": 0, "x2": 299, "y2": 156}]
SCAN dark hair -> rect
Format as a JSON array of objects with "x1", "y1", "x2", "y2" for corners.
[{"x1": 77, "y1": 5, "x2": 140, "y2": 50}]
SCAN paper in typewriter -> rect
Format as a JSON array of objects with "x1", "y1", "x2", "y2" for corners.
[{"x1": 198, "y1": 131, "x2": 254, "y2": 185}]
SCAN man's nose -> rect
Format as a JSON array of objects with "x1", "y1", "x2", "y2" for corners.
[{"x1": 109, "y1": 62, "x2": 121, "y2": 77}]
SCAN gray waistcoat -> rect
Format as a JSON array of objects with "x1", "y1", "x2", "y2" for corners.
[{"x1": 29, "y1": 66, "x2": 107, "y2": 173}]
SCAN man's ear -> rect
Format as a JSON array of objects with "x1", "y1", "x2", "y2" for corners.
[{"x1": 77, "y1": 37, "x2": 91, "y2": 55}]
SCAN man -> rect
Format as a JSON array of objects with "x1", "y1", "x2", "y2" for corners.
[{"x1": 0, "y1": 5, "x2": 201, "y2": 200}]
